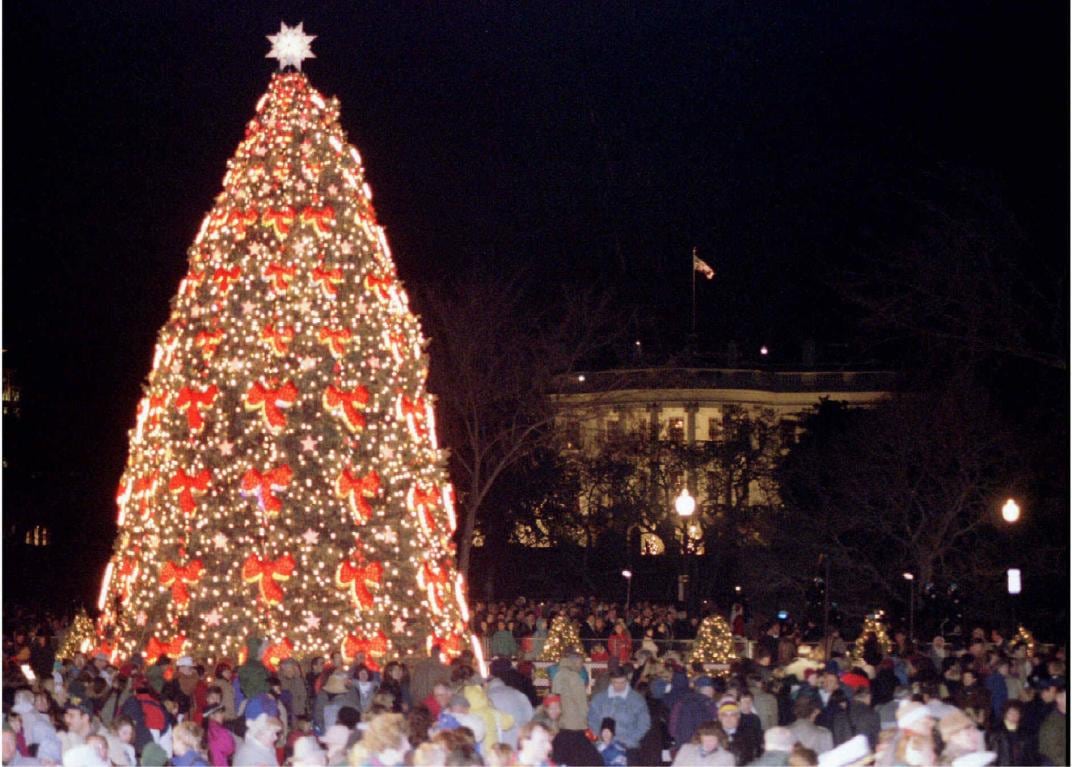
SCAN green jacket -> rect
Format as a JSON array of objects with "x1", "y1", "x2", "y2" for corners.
[{"x1": 1038, "y1": 709, "x2": 1065, "y2": 767}]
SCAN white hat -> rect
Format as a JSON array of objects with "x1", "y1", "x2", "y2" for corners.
[
  {"x1": 175, "y1": 656, "x2": 195, "y2": 668},
  {"x1": 764, "y1": 726, "x2": 796, "y2": 752},
  {"x1": 61, "y1": 743, "x2": 110, "y2": 767},
  {"x1": 318, "y1": 724, "x2": 350, "y2": 749},
  {"x1": 292, "y1": 735, "x2": 327, "y2": 766},
  {"x1": 818, "y1": 734, "x2": 870, "y2": 767},
  {"x1": 951, "y1": 753, "x2": 997, "y2": 767}
]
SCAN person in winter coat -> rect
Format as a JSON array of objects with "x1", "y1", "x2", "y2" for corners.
[
  {"x1": 171, "y1": 721, "x2": 208, "y2": 767},
  {"x1": 596, "y1": 717, "x2": 629, "y2": 767},
  {"x1": 233, "y1": 713, "x2": 281, "y2": 767},
  {"x1": 463, "y1": 685, "x2": 515, "y2": 754},
  {"x1": 829, "y1": 687, "x2": 880, "y2": 751},
  {"x1": 607, "y1": 623, "x2": 633, "y2": 666},
  {"x1": 486, "y1": 676, "x2": 534, "y2": 749},
  {"x1": 280, "y1": 659, "x2": 309, "y2": 722},
  {"x1": 352, "y1": 665, "x2": 379, "y2": 713},
  {"x1": 408, "y1": 645, "x2": 451, "y2": 709},
  {"x1": 204, "y1": 704, "x2": 236, "y2": 767},
  {"x1": 587, "y1": 669, "x2": 651, "y2": 760},
  {"x1": 669, "y1": 676, "x2": 718, "y2": 749},
  {"x1": 312, "y1": 671, "x2": 361, "y2": 732},
  {"x1": 670, "y1": 721, "x2": 735, "y2": 767},
  {"x1": 986, "y1": 700, "x2": 1032, "y2": 766},
  {"x1": 1037, "y1": 686, "x2": 1066, "y2": 767},
  {"x1": 551, "y1": 650, "x2": 589, "y2": 733},
  {"x1": 716, "y1": 697, "x2": 761, "y2": 766},
  {"x1": 490, "y1": 622, "x2": 519, "y2": 659}
]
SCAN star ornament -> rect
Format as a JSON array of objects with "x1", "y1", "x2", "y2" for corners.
[{"x1": 267, "y1": 22, "x2": 317, "y2": 71}]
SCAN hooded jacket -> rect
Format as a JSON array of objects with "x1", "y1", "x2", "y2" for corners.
[{"x1": 463, "y1": 685, "x2": 516, "y2": 753}]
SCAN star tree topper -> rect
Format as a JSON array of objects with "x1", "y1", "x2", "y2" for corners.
[{"x1": 266, "y1": 22, "x2": 316, "y2": 71}]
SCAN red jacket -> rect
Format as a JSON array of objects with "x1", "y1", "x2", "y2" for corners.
[{"x1": 607, "y1": 630, "x2": 632, "y2": 664}]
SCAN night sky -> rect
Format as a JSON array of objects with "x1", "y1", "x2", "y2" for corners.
[{"x1": 3, "y1": 2, "x2": 1067, "y2": 602}]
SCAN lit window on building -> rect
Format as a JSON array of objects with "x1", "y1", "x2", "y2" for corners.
[
  {"x1": 707, "y1": 416, "x2": 723, "y2": 442},
  {"x1": 24, "y1": 526, "x2": 49, "y2": 546},
  {"x1": 640, "y1": 532, "x2": 665, "y2": 556},
  {"x1": 675, "y1": 522, "x2": 706, "y2": 555},
  {"x1": 563, "y1": 421, "x2": 582, "y2": 450},
  {"x1": 667, "y1": 417, "x2": 684, "y2": 442}
]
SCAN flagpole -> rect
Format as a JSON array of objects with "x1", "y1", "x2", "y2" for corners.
[{"x1": 691, "y1": 247, "x2": 697, "y2": 336}]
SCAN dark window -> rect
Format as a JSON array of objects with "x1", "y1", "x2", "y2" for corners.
[{"x1": 668, "y1": 417, "x2": 685, "y2": 442}]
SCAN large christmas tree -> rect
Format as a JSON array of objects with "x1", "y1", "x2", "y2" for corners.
[{"x1": 98, "y1": 25, "x2": 472, "y2": 663}]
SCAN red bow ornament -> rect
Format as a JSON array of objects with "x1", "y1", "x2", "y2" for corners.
[
  {"x1": 194, "y1": 329, "x2": 224, "y2": 358},
  {"x1": 430, "y1": 632, "x2": 464, "y2": 657},
  {"x1": 364, "y1": 272, "x2": 395, "y2": 303},
  {"x1": 397, "y1": 393, "x2": 430, "y2": 442},
  {"x1": 408, "y1": 483, "x2": 441, "y2": 537},
  {"x1": 312, "y1": 266, "x2": 343, "y2": 298},
  {"x1": 342, "y1": 631, "x2": 388, "y2": 663},
  {"x1": 262, "y1": 207, "x2": 296, "y2": 239},
  {"x1": 175, "y1": 385, "x2": 219, "y2": 433},
  {"x1": 262, "y1": 638, "x2": 294, "y2": 670},
  {"x1": 318, "y1": 327, "x2": 353, "y2": 358},
  {"x1": 242, "y1": 553, "x2": 297, "y2": 604},
  {"x1": 301, "y1": 205, "x2": 336, "y2": 234},
  {"x1": 262, "y1": 323, "x2": 296, "y2": 356},
  {"x1": 133, "y1": 472, "x2": 160, "y2": 519},
  {"x1": 117, "y1": 557, "x2": 140, "y2": 602},
  {"x1": 145, "y1": 635, "x2": 186, "y2": 664},
  {"x1": 418, "y1": 559, "x2": 453, "y2": 614},
  {"x1": 336, "y1": 469, "x2": 380, "y2": 524},
  {"x1": 335, "y1": 557, "x2": 384, "y2": 608},
  {"x1": 241, "y1": 465, "x2": 294, "y2": 515},
  {"x1": 245, "y1": 379, "x2": 299, "y2": 432},
  {"x1": 263, "y1": 263, "x2": 296, "y2": 294},
  {"x1": 227, "y1": 207, "x2": 259, "y2": 240},
  {"x1": 168, "y1": 468, "x2": 211, "y2": 516},
  {"x1": 159, "y1": 560, "x2": 203, "y2": 605},
  {"x1": 323, "y1": 384, "x2": 369, "y2": 432},
  {"x1": 212, "y1": 267, "x2": 241, "y2": 297}
]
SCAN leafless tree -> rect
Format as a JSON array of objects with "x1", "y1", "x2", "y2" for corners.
[
  {"x1": 765, "y1": 383, "x2": 1039, "y2": 618},
  {"x1": 840, "y1": 168, "x2": 1067, "y2": 371},
  {"x1": 418, "y1": 273, "x2": 620, "y2": 582}
]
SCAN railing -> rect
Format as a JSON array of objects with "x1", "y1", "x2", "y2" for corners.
[{"x1": 556, "y1": 368, "x2": 898, "y2": 395}]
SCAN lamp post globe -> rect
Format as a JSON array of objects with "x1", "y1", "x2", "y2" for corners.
[
  {"x1": 1002, "y1": 498, "x2": 1021, "y2": 524},
  {"x1": 675, "y1": 488, "x2": 696, "y2": 517}
]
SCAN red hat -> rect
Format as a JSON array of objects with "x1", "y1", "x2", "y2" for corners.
[
  {"x1": 543, "y1": 694, "x2": 562, "y2": 705},
  {"x1": 841, "y1": 672, "x2": 870, "y2": 690}
]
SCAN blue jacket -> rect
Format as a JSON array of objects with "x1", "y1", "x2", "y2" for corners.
[
  {"x1": 588, "y1": 689, "x2": 651, "y2": 750},
  {"x1": 984, "y1": 672, "x2": 1007, "y2": 722}
]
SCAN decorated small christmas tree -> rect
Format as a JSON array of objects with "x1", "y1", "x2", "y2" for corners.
[
  {"x1": 541, "y1": 616, "x2": 583, "y2": 661},
  {"x1": 690, "y1": 615, "x2": 735, "y2": 663},
  {"x1": 58, "y1": 609, "x2": 97, "y2": 660},
  {"x1": 854, "y1": 612, "x2": 893, "y2": 659},
  {"x1": 97, "y1": 24, "x2": 471, "y2": 663},
  {"x1": 1012, "y1": 625, "x2": 1036, "y2": 655}
]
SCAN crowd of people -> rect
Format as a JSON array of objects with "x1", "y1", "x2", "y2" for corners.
[{"x1": 1, "y1": 605, "x2": 1067, "y2": 767}]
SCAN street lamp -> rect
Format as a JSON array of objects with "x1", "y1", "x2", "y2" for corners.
[
  {"x1": 1002, "y1": 498, "x2": 1021, "y2": 524},
  {"x1": 903, "y1": 572, "x2": 915, "y2": 643},
  {"x1": 675, "y1": 488, "x2": 696, "y2": 604},
  {"x1": 622, "y1": 570, "x2": 633, "y2": 613},
  {"x1": 675, "y1": 488, "x2": 696, "y2": 517}
]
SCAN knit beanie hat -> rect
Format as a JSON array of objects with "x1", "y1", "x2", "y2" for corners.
[{"x1": 140, "y1": 742, "x2": 168, "y2": 767}]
